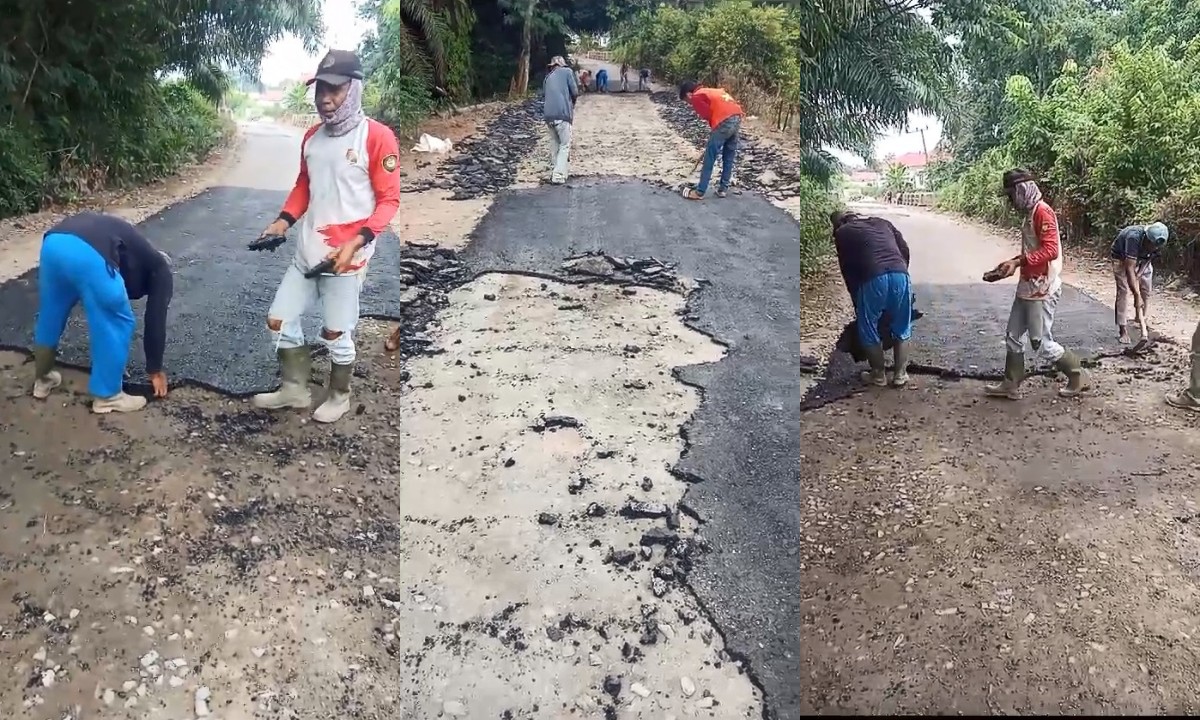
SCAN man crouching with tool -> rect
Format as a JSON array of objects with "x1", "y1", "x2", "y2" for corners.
[{"x1": 251, "y1": 49, "x2": 401, "y2": 424}]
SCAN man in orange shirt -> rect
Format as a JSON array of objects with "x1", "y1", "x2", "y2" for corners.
[{"x1": 679, "y1": 80, "x2": 744, "y2": 200}]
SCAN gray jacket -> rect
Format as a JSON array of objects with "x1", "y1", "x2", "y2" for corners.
[{"x1": 542, "y1": 66, "x2": 579, "y2": 123}]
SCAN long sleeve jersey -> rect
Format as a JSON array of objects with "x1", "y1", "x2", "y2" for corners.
[
  {"x1": 278, "y1": 118, "x2": 403, "y2": 274},
  {"x1": 1017, "y1": 200, "x2": 1063, "y2": 300},
  {"x1": 47, "y1": 212, "x2": 174, "y2": 373},
  {"x1": 834, "y1": 216, "x2": 910, "y2": 298}
]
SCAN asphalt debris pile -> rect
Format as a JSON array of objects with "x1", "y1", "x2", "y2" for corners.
[
  {"x1": 433, "y1": 98, "x2": 544, "y2": 200},
  {"x1": 560, "y1": 251, "x2": 685, "y2": 293},
  {"x1": 385, "y1": 240, "x2": 473, "y2": 355},
  {"x1": 650, "y1": 91, "x2": 805, "y2": 201}
]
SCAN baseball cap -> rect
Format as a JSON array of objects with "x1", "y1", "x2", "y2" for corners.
[
  {"x1": 548, "y1": 55, "x2": 566, "y2": 68},
  {"x1": 306, "y1": 49, "x2": 364, "y2": 86},
  {"x1": 1146, "y1": 221, "x2": 1169, "y2": 245}
]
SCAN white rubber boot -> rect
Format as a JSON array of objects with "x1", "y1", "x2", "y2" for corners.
[
  {"x1": 312, "y1": 363, "x2": 353, "y2": 424},
  {"x1": 252, "y1": 347, "x2": 312, "y2": 410}
]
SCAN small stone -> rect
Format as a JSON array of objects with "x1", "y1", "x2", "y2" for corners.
[
  {"x1": 1023, "y1": 612, "x2": 1036, "y2": 625},
  {"x1": 608, "y1": 548, "x2": 637, "y2": 565},
  {"x1": 590, "y1": 653, "x2": 602, "y2": 666},
  {"x1": 252, "y1": 647, "x2": 267, "y2": 658},
  {"x1": 567, "y1": 477, "x2": 587, "y2": 494},
  {"x1": 143, "y1": 626, "x2": 155, "y2": 636},
  {"x1": 546, "y1": 626, "x2": 564, "y2": 641},
  {"x1": 641, "y1": 477, "x2": 653, "y2": 491},
  {"x1": 363, "y1": 585, "x2": 375, "y2": 598},
  {"x1": 696, "y1": 696, "x2": 715, "y2": 708},
  {"x1": 102, "y1": 688, "x2": 116, "y2": 705},
  {"x1": 483, "y1": 293, "x2": 497, "y2": 301},
  {"x1": 651, "y1": 577, "x2": 669, "y2": 597},
  {"x1": 586, "y1": 502, "x2": 606, "y2": 517},
  {"x1": 504, "y1": 457, "x2": 516, "y2": 468},
  {"x1": 68, "y1": 609, "x2": 79, "y2": 620},
  {"x1": 640, "y1": 527, "x2": 679, "y2": 547},
  {"x1": 41, "y1": 669, "x2": 55, "y2": 687},
  {"x1": 33, "y1": 647, "x2": 47, "y2": 662},
  {"x1": 537, "y1": 512, "x2": 560, "y2": 526},
  {"x1": 169, "y1": 675, "x2": 185, "y2": 688},
  {"x1": 194, "y1": 686, "x2": 212, "y2": 716},
  {"x1": 443, "y1": 700, "x2": 467, "y2": 717},
  {"x1": 630, "y1": 682, "x2": 651, "y2": 698},
  {"x1": 250, "y1": 535, "x2": 263, "y2": 546},
  {"x1": 602, "y1": 674, "x2": 622, "y2": 698},
  {"x1": 680, "y1": 676, "x2": 696, "y2": 696},
  {"x1": 622, "y1": 501, "x2": 670, "y2": 519}
]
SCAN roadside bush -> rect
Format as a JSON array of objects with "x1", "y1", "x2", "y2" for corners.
[
  {"x1": 939, "y1": 44, "x2": 1200, "y2": 280},
  {"x1": 612, "y1": 0, "x2": 800, "y2": 128},
  {"x1": 0, "y1": 120, "x2": 49, "y2": 217},
  {"x1": 796, "y1": 176, "x2": 839, "y2": 277},
  {"x1": 0, "y1": 80, "x2": 226, "y2": 216}
]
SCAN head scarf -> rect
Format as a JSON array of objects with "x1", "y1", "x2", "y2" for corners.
[
  {"x1": 319, "y1": 79, "x2": 365, "y2": 137},
  {"x1": 1010, "y1": 180, "x2": 1042, "y2": 213}
]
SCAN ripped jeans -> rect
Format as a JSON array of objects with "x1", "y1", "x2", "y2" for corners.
[
  {"x1": 267, "y1": 260, "x2": 364, "y2": 365},
  {"x1": 1004, "y1": 288, "x2": 1065, "y2": 363}
]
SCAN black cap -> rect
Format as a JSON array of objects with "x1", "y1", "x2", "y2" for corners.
[
  {"x1": 1000, "y1": 168, "x2": 1035, "y2": 192},
  {"x1": 306, "y1": 49, "x2": 364, "y2": 86}
]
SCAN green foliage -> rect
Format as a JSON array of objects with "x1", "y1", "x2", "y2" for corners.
[
  {"x1": 283, "y1": 82, "x2": 312, "y2": 115},
  {"x1": 0, "y1": 0, "x2": 321, "y2": 219},
  {"x1": 795, "y1": 175, "x2": 840, "y2": 277},
  {"x1": 940, "y1": 41, "x2": 1200, "y2": 269},
  {"x1": 882, "y1": 164, "x2": 914, "y2": 195}
]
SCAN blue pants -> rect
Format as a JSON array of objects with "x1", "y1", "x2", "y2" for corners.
[
  {"x1": 696, "y1": 115, "x2": 741, "y2": 195},
  {"x1": 34, "y1": 233, "x2": 135, "y2": 398},
  {"x1": 854, "y1": 272, "x2": 913, "y2": 347},
  {"x1": 596, "y1": 74, "x2": 608, "y2": 91}
]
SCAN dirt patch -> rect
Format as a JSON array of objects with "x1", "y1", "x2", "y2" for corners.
[
  {"x1": 515, "y1": 94, "x2": 697, "y2": 187},
  {"x1": 0, "y1": 274, "x2": 761, "y2": 718}
]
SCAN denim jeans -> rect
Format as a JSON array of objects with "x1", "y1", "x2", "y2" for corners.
[
  {"x1": 267, "y1": 260, "x2": 365, "y2": 365},
  {"x1": 546, "y1": 120, "x2": 572, "y2": 182},
  {"x1": 695, "y1": 114, "x2": 741, "y2": 195}
]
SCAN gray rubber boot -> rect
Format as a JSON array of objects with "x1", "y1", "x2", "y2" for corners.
[
  {"x1": 891, "y1": 340, "x2": 910, "y2": 387},
  {"x1": 313, "y1": 363, "x2": 353, "y2": 423},
  {"x1": 1055, "y1": 349, "x2": 1091, "y2": 397},
  {"x1": 860, "y1": 344, "x2": 887, "y2": 387},
  {"x1": 251, "y1": 347, "x2": 313, "y2": 410},
  {"x1": 985, "y1": 351, "x2": 1025, "y2": 399},
  {"x1": 31, "y1": 345, "x2": 62, "y2": 399}
]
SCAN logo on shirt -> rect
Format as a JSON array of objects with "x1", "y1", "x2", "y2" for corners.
[
  {"x1": 382, "y1": 154, "x2": 398, "y2": 173},
  {"x1": 345, "y1": 148, "x2": 359, "y2": 164}
]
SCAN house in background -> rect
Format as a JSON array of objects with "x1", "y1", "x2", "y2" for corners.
[{"x1": 888, "y1": 151, "x2": 947, "y2": 189}]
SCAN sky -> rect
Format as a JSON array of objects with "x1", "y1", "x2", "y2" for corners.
[
  {"x1": 259, "y1": 0, "x2": 944, "y2": 162},
  {"x1": 259, "y1": 0, "x2": 374, "y2": 86}
]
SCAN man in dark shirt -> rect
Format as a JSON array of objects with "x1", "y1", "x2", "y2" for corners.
[
  {"x1": 31, "y1": 212, "x2": 174, "y2": 413},
  {"x1": 832, "y1": 211, "x2": 913, "y2": 387},
  {"x1": 1110, "y1": 221, "x2": 1167, "y2": 344}
]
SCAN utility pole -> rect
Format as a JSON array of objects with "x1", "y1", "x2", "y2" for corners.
[{"x1": 918, "y1": 126, "x2": 929, "y2": 164}]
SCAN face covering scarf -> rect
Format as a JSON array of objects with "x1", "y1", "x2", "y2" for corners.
[
  {"x1": 1011, "y1": 179, "x2": 1042, "y2": 213},
  {"x1": 320, "y1": 79, "x2": 365, "y2": 137}
]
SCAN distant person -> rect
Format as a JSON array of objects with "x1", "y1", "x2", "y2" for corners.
[
  {"x1": 620, "y1": 63, "x2": 629, "y2": 92},
  {"x1": 638, "y1": 68, "x2": 651, "y2": 91},
  {"x1": 831, "y1": 211, "x2": 913, "y2": 387},
  {"x1": 982, "y1": 168, "x2": 1090, "y2": 399},
  {"x1": 31, "y1": 212, "x2": 174, "y2": 413},
  {"x1": 579, "y1": 69, "x2": 592, "y2": 93},
  {"x1": 255, "y1": 49, "x2": 402, "y2": 424},
  {"x1": 678, "y1": 81, "x2": 744, "y2": 200},
  {"x1": 1110, "y1": 221, "x2": 1168, "y2": 344},
  {"x1": 595, "y1": 67, "x2": 609, "y2": 93},
  {"x1": 540, "y1": 55, "x2": 579, "y2": 185}
]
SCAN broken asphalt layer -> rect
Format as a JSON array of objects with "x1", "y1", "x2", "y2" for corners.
[
  {"x1": 801, "y1": 281, "x2": 1119, "y2": 411},
  {"x1": 458, "y1": 176, "x2": 802, "y2": 719},
  {"x1": 0, "y1": 186, "x2": 408, "y2": 395}
]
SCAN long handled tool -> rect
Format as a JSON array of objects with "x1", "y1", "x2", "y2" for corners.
[
  {"x1": 679, "y1": 154, "x2": 703, "y2": 197},
  {"x1": 1129, "y1": 303, "x2": 1154, "y2": 354}
]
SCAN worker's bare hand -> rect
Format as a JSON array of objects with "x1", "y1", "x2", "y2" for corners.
[
  {"x1": 149, "y1": 371, "x2": 169, "y2": 398},
  {"x1": 326, "y1": 241, "x2": 362, "y2": 275},
  {"x1": 261, "y1": 218, "x2": 289, "y2": 238}
]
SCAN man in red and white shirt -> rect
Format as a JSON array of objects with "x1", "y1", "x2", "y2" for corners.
[
  {"x1": 253, "y1": 49, "x2": 401, "y2": 423},
  {"x1": 982, "y1": 168, "x2": 1091, "y2": 399}
]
